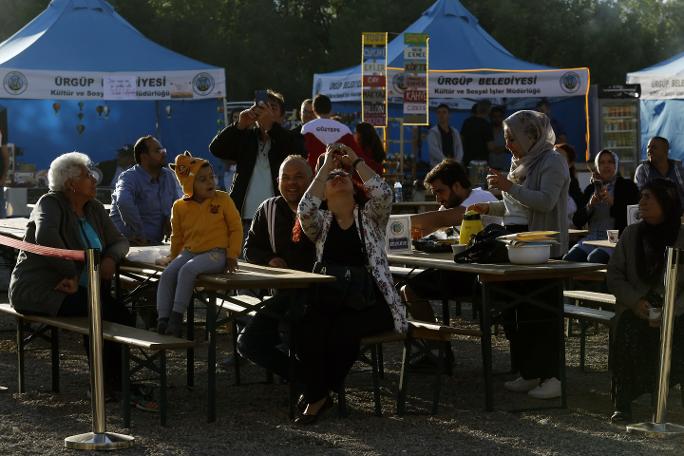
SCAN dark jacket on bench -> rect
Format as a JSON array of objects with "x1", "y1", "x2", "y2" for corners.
[{"x1": 9, "y1": 191, "x2": 129, "y2": 316}]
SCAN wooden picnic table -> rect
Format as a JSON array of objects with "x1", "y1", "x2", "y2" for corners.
[
  {"x1": 582, "y1": 239, "x2": 616, "y2": 249},
  {"x1": 0, "y1": 217, "x2": 30, "y2": 239},
  {"x1": 121, "y1": 246, "x2": 334, "y2": 422},
  {"x1": 387, "y1": 251, "x2": 604, "y2": 411}
]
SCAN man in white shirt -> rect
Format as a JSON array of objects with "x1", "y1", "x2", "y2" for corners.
[
  {"x1": 410, "y1": 159, "x2": 498, "y2": 235},
  {"x1": 403, "y1": 159, "x2": 498, "y2": 330},
  {"x1": 426, "y1": 104, "x2": 464, "y2": 166}
]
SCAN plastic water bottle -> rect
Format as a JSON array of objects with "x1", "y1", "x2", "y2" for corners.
[
  {"x1": 393, "y1": 180, "x2": 403, "y2": 203},
  {"x1": 223, "y1": 164, "x2": 236, "y2": 191}
]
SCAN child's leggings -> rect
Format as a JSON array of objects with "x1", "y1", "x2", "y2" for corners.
[{"x1": 156, "y1": 249, "x2": 226, "y2": 318}]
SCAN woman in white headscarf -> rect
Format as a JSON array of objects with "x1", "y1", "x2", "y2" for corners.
[
  {"x1": 565, "y1": 149, "x2": 639, "y2": 263},
  {"x1": 469, "y1": 109, "x2": 570, "y2": 400}
]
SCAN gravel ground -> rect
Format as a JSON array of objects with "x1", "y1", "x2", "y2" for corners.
[{"x1": 1, "y1": 305, "x2": 684, "y2": 456}]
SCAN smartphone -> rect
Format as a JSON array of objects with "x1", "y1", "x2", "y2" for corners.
[
  {"x1": 593, "y1": 180, "x2": 604, "y2": 193},
  {"x1": 254, "y1": 90, "x2": 268, "y2": 106}
]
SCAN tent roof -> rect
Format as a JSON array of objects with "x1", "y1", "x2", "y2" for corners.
[
  {"x1": 318, "y1": 0, "x2": 553, "y2": 79},
  {"x1": 628, "y1": 51, "x2": 684, "y2": 78},
  {"x1": 0, "y1": 0, "x2": 220, "y2": 72}
]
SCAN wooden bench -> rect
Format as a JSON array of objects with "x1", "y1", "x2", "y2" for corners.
[
  {"x1": 343, "y1": 320, "x2": 482, "y2": 417},
  {"x1": 563, "y1": 303, "x2": 614, "y2": 371},
  {"x1": 0, "y1": 303, "x2": 194, "y2": 427},
  {"x1": 210, "y1": 292, "x2": 481, "y2": 417},
  {"x1": 563, "y1": 290, "x2": 616, "y2": 307}
]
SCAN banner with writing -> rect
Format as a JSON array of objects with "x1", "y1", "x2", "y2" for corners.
[
  {"x1": 314, "y1": 68, "x2": 589, "y2": 102},
  {"x1": 0, "y1": 68, "x2": 225, "y2": 100},
  {"x1": 402, "y1": 33, "x2": 429, "y2": 125},
  {"x1": 361, "y1": 32, "x2": 388, "y2": 126}
]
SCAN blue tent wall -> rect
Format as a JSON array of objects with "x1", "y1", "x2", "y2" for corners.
[{"x1": 0, "y1": 98, "x2": 221, "y2": 170}]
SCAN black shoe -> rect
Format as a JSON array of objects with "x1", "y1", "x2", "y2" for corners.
[
  {"x1": 294, "y1": 396, "x2": 333, "y2": 425},
  {"x1": 165, "y1": 311, "x2": 183, "y2": 338},
  {"x1": 610, "y1": 410, "x2": 632, "y2": 423},
  {"x1": 157, "y1": 318, "x2": 168, "y2": 335}
]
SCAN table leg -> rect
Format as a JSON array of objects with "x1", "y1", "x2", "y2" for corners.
[
  {"x1": 480, "y1": 283, "x2": 493, "y2": 411},
  {"x1": 557, "y1": 283, "x2": 567, "y2": 409},
  {"x1": 186, "y1": 299, "x2": 195, "y2": 388},
  {"x1": 206, "y1": 292, "x2": 217, "y2": 423}
]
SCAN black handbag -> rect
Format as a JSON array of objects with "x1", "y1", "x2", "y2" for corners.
[
  {"x1": 311, "y1": 209, "x2": 378, "y2": 311},
  {"x1": 454, "y1": 223, "x2": 509, "y2": 264}
]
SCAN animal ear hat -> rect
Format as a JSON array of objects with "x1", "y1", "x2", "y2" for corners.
[{"x1": 169, "y1": 151, "x2": 209, "y2": 198}]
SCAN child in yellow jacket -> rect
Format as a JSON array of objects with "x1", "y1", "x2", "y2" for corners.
[{"x1": 156, "y1": 151, "x2": 243, "y2": 336}]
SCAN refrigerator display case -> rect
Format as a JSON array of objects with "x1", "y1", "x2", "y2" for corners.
[{"x1": 597, "y1": 84, "x2": 641, "y2": 178}]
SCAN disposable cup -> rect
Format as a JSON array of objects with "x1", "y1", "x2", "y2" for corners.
[{"x1": 606, "y1": 230, "x2": 619, "y2": 243}]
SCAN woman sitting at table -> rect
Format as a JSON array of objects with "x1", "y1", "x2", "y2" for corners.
[
  {"x1": 470, "y1": 109, "x2": 569, "y2": 400},
  {"x1": 564, "y1": 149, "x2": 639, "y2": 264},
  {"x1": 607, "y1": 178, "x2": 684, "y2": 423},
  {"x1": 9, "y1": 152, "x2": 133, "y2": 397},
  {"x1": 293, "y1": 143, "x2": 407, "y2": 424}
]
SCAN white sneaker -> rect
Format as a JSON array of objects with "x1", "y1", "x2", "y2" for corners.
[
  {"x1": 504, "y1": 376, "x2": 540, "y2": 393},
  {"x1": 528, "y1": 377, "x2": 562, "y2": 399}
]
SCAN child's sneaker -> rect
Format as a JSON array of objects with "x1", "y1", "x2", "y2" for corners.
[{"x1": 165, "y1": 311, "x2": 183, "y2": 338}]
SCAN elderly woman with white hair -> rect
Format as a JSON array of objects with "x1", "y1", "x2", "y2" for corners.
[
  {"x1": 564, "y1": 148, "x2": 639, "y2": 263},
  {"x1": 10, "y1": 152, "x2": 132, "y2": 397}
]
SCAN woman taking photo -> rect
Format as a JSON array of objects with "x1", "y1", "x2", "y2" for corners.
[
  {"x1": 607, "y1": 178, "x2": 684, "y2": 423},
  {"x1": 565, "y1": 149, "x2": 639, "y2": 263},
  {"x1": 10, "y1": 152, "x2": 132, "y2": 396},
  {"x1": 294, "y1": 143, "x2": 407, "y2": 424},
  {"x1": 470, "y1": 110, "x2": 569, "y2": 400}
]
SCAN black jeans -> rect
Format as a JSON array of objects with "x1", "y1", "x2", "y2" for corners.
[
  {"x1": 294, "y1": 299, "x2": 394, "y2": 403},
  {"x1": 58, "y1": 283, "x2": 134, "y2": 391},
  {"x1": 237, "y1": 292, "x2": 297, "y2": 380}
]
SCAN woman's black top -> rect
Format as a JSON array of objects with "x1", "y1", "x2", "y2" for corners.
[{"x1": 322, "y1": 217, "x2": 365, "y2": 266}]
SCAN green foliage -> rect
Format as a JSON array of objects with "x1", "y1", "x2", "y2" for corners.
[{"x1": 3, "y1": 0, "x2": 684, "y2": 106}]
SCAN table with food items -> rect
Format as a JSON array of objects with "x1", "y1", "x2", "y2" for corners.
[{"x1": 388, "y1": 230, "x2": 604, "y2": 411}]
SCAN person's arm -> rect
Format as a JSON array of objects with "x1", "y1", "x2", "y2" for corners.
[
  {"x1": 223, "y1": 195, "x2": 243, "y2": 260},
  {"x1": 168, "y1": 202, "x2": 184, "y2": 259},
  {"x1": 336, "y1": 144, "x2": 392, "y2": 226},
  {"x1": 505, "y1": 154, "x2": 567, "y2": 212},
  {"x1": 572, "y1": 185, "x2": 595, "y2": 229},
  {"x1": 209, "y1": 110, "x2": 256, "y2": 161},
  {"x1": 112, "y1": 173, "x2": 146, "y2": 241},
  {"x1": 452, "y1": 128, "x2": 464, "y2": 163},
  {"x1": 243, "y1": 200, "x2": 279, "y2": 265},
  {"x1": 607, "y1": 226, "x2": 648, "y2": 317},
  {"x1": 96, "y1": 202, "x2": 129, "y2": 264},
  {"x1": 33, "y1": 197, "x2": 78, "y2": 277},
  {"x1": 633, "y1": 164, "x2": 646, "y2": 190},
  {"x1": 410, "y1": 207, "x2": 466, "y2": 234},
  {"x1": 298, "y1": 151, "x2": 336, "y2": 241}
]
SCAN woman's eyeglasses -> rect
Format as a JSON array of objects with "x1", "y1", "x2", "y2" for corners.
[{"x1": 326, "y1": 170, "x2": 350, "y2": 181}]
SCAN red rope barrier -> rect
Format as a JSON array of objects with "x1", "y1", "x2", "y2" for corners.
[{"x1": 0, "y1": 233, "x2": 85, "y2": 262}]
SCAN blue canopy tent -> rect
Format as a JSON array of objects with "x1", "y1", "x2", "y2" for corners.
[
  {"x1": 627, "y1": 54, "x2": 684, "y2": 161},
  {"x1": 313, "y1": 0, "x2": 590, "y2": 166},
  {"x1": 0, "y1": 0, "x2": 226, "y2": 174}
]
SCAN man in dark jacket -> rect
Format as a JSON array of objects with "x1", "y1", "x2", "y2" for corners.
[
  {"x1": 238, "y1": 155, "x2": 315, "y2": 379},
  {"x1": 209, "y1": 90, "x2": 305, "y2": 234}
]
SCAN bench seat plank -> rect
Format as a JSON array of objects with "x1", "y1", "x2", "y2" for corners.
[
  {"x1": 563, "y1": 290, "x2": 616, "y2": 306},
  {"x1": 0, "y1": 303, "x2": 193, "y2": 350}
]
